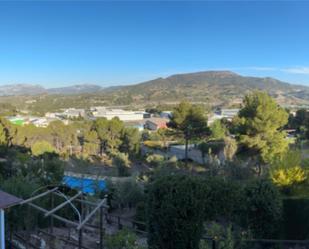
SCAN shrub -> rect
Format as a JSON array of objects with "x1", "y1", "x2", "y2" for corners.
[
  {"x1": 201, "y1": 222, "x2": 234, "y2": 249},
  {"x1": 147, "y1": 175, "x2": 206, "y2": 249},
  {"x1": 271, "y1": 166, "x2": 306, "y2": 187},
  {"x1": 105, "y1": 229, "x2": 145, "y2": 249},
  {"x1": 244, "y1": 179, "x2": 282, "y2": 239},
  {"x1": 270, "y1": 150, "x2": 306, "y2": 188},
  {"x1": 146, "y1": 154, "x2": 165, "y2": 167}
]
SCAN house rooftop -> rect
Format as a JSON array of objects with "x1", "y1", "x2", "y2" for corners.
[{"x1": 146, "y1": 117, "x2": 169, "y2": 124}]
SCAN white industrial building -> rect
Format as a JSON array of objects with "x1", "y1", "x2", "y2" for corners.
[
  {"x1": 63, "y1": 108, "x2": 85, "y2": 118},
  {"x1": 217, "y1": 108, "x2": 240, "y2": 119},
  {"x1": 208, "y1": 108, "x2": 240, "y2": 125},
  {"x1": 92, "y1": 107, "x2": 144, "y2": 121}
]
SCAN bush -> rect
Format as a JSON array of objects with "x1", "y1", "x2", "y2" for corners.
[
  {"x1": 270, "y1": 150, "x2": 306, "y2": 189},
  {"x1": 146, "y1": 154, "x2": 165, "y2": 167},
  {"x1": 244, "y1": 179, "x2": 282, "y2": 239},
  {"x1": 201, "y1": 222, "x2": 234, "y2": 249},
  {"x1": 147, "y1": 175, "x2": 206, "y2": 249}
]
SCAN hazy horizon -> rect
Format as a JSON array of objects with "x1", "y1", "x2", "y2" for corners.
[{"x1": 1, "y1": 1, "x2": 309, "y2": 87}]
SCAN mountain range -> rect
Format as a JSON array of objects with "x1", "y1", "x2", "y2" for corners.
[
  {"x1": 103, "y1": 71, "x2": 309, "y2": 106},
  {"x1": 0, "y1": 84, "x2": 103, "y2": 96},
  {"x1": 2, "y1": 71, "x2": 309, "y2": 106}
]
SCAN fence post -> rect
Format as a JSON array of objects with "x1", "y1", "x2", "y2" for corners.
[
  {"x1": 100, "y1": 207, "x2": 103, "y2": 249},
  {"x1": 212, "y1": 237, "x2": 217, "y2": 249},
  {"x1": 50, "y1": 193, "x2": 54, "y2": 234},
  {"x1": 78, "y1": 229, "x2": 83, "y2": 249},
  {"x1": 118, "y1": 216, "x2": 122, "y2": 230}
]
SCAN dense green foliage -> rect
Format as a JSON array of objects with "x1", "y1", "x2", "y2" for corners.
[
  {"x1": 234, "y1": 91, "x2": 289, "y2": 174},
  {"x1": 0, "y1": 116, "x2": 141, "y2": 161},
  {"x1": 113, "y1": 152, "x2": 131, "y2": 177},
  {"x1": 147, "y1": 175, "x2": 206, "y2": 249},
  {"x1": 243, "y1": 179, "x2": 282, "y2": 239},
  {"x1": 1, "y1": 90, "x2": 309, "y2": 246},
  {"x1": 31, "y1": 140, "x2": 56, "y2": 156},
  {"x1": 203, "y1": 177, "x2": 243, "y2": 222},
  {"x1": 209, "y1": 120, "x2": 227, "y2": 140}
]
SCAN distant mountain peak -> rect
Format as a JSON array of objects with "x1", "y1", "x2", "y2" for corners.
[
  {"x1": 47, "y1": 84, "x2": 103, "y2": 95},
  {"x1": 168, "y1": 70, "x2": 238, "y2": 78}
]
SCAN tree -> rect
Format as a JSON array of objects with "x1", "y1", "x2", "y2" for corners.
[
  {"x1": 120, "y1": 127, "x2": 141, "y2": 156},
  {"x1": 113, "y1": 152, "x2": 131, "y2": 177},
  {"x1": 93, "y1": 117, "x2": 125, "y2": 154},
  {"x1": 209, "y1": 119, "x2": 227, "y2": 140},
  {"x1": 244, "y1": 180, "x2": 282, "y2": 238},
  {"x1": 107, "y1": 117, "x2": 125, "y2": 152},
  {"x1": 0, "y1": 122, "x2": 8, "y2": 151},
  {"x1": 294, "y1": 109, "x2": 309, "y2": 128},
  {"x1": 31, "y1": 140, "x2": 56, "y2": 156},
  {"x1": 83, "y1": 130, "x2": 100, "y2": 157},
  {"x1": 147, "y1": 175, "x2": 206, "y2": 249},
  {"x1": 235, "y1": 91, "x2": 289, "y2": 175},
  {"x1": 0, "y1": 117, "x2": 15, "y2": 147},
  {"x1": 168, "y1": 102, "x2": 209, "y2": 165},
  {"x1": 93, "y1": 117, "x2": 110, "y2": 155},
  {"x1": 48, "y1": 120, "x2": 76, "y2": 153},
  {"x1": 223, "y1": 137, "x2": 238, "y2": 161}
]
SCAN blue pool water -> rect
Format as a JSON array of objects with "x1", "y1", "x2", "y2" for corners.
[{"x1": 63, "y1": 176, "x2": 106, "y2": 194}]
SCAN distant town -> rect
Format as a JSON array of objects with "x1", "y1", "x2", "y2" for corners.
[{"x1": 6, "y1": 106, "x2": 240, "y2": 129}]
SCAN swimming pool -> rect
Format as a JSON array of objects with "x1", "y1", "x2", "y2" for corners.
[{"x1": 63, "y1": 176, "x2": 106, "y2": 194}]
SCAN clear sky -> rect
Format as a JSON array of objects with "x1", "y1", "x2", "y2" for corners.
[{"x1": 0, "y1": 1, "x2": 309, "y2": 88}]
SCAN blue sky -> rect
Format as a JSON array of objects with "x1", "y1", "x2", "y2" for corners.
[{"x1": 0, "y1": 1, "x2": 309, "y2": 88}]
